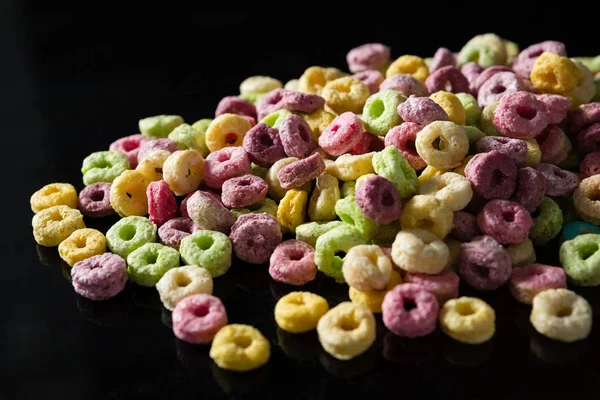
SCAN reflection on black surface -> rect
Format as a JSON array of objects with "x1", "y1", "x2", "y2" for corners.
[
  {"x1": 235, "y1": 260, "x2": 272, "y2": 295},
  {"x1": 529, "y1": 329, "x2": 591, "y2": 366},
  {"x1": 61, "y1": 263, "x2": 72, "y2": 281},
  {"x1": 211, "y1": 268, "x2": 239, "y2": 300},
  {"x1": 83, "y1": 214, "x2": 121, "y2": 235},
  {"x1": 175, "y1": 338, "x2": 212, "y2": 370},
  {"x1": 383, "y1": 331, "x2": 437, "y2": 365},
  {"x1": 161, "y1": 308, "x2": 172, "y2": 329},
  {"x1": 132, "y1": 285, "x2": 162, "y2": 310},
  {"x1": 75, "y1": 289, "x2": 132, "y2": 326},
  {"x1": 269, "y1": 278, "x2": 322, "y2": 302},
  {"x1": 276, "y1": 328, "x2": 320, "y2": 361},
  {"x1": 318, "y1": 346, "x2": 377, "y2": 379},
  {"x1": 441, "y1": 335, "x2": 494, "y2": 367},
  {"x1": 36, "y1": 244, "x2": 62, "y2": 266},
  {"x1": 211, "y1": 363, "x2": 270, "y2": 396}
]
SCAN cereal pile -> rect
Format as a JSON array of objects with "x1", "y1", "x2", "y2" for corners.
[{"x1": 31, "y1": 33, "x2": 600, "y2": 370}]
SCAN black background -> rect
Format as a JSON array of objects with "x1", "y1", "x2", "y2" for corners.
[{"x1": 3, "y1": 7, "x2": 600, "y2": 399}]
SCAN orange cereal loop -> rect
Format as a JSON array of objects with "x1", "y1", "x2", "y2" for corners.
[
  {"x1": 386, "y1": 55, "x2": 429, "y2": 81},
  {"x1": 109, "y1": 170, "x2": 150, "y2": 217},
  {"x1": 204, "y1": 114, "x2": 251, "y2": 153},
  {"x1": 135, "y1": 150, "x2": 170, "y2": 182}
]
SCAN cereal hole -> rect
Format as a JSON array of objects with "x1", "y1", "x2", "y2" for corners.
[
  {"x1": 90, "y1": 191, "x2": 105, "y2": 202},
  {"x1": 145, "y1": 252, "x2": 158, "y2": 264},
  {"x1": 336, "y1": 84, "x2": 351, "y2": 93},
  {"x1": 118, "y1": 225, "x2": 136, "y2": 241},
  {"x1": 176, "y1": 272, "x2": 192, "y2": 287},
  {"x1": 289, "y1": 295, "x2": 304, "y2": 305},
  {"x1": 528, "y1": 50, "x2": 544, "y2": 58},
  {"x1": 334, "y1": 251, "x2": 347, "y2": 259},
  {"x1": 381, "y1": 191, "x2": 395, "y2": 207},
  {"x1": 299, "y1": 126, "x2": 311, "y2": 142},
  {"x1": 589, "y1": 189, "x2": 600, "y2": 202},
  {"x1": 238, "y1": 179, "x2": 251, "y2": 187},
  {"x1": 49, "y1": 211, "x2": 63, "y2": 222},
  {"x1": 75, "y1": 238, "x2": 87, "y2": 249},
  {"x1": 44, "y1": 186, "x2": 60, "y2": 195},
  {"x1": 126, "y1": 192, "x2": 133, "y2": 199},
  {"x1": 531, "y1": 207, "x2": 542, "y2": 219},
  {"x1": 338, "y1": 317, "x2": 359, "y2": 331},
  {"x1": 192, "y1": 304, "x2": 209, "y2": 318},
  {"x1": 154, "y1": 167, "x2": 163, "y2": 175},
  {"x1": 556, "y1": 306, "x2": 573, "y2": 318},
  {"x1": 491, "y1": 169, "x2": 504, "y2": 187},
  {"x1": 456, "y1": 302, "x2": 475, "y2": 316},
  {"x1": 473, "y1": 263, "x2": 490, "y2": 278},
  {"x1": 369, "y1": 99, "x2": 385, "y2": 119},
  {"x1": 516, "y1": 106, "x2": 536, "y2": 120},
  {"x1": 234, "y1": 336, "x2": 253, "y2": 348},
  {"x1": 195, "y1": 235, "x2": 215, "y2": 251},
  {"x1": 403, "y1": 299, "x2": 417, "y2": 311},
  {"x1": 258, "y1": 133, "x2": 273, "y2": 147},
  {"x1": 122, "y1": 141, "x2": 137, "y2": 151},
  {"x1": 225, "y1": 133, "x2": 238, "y2": 145},
  {"x1": 217, "y1": 152, "x2": 231, "y2": 162},
  {"x1": 578, "y1": 243, "x2": 598, "y2": 260},
  {"x1": 406, "y1": 139, "x2": 417, "y2": 153},
  {"x1": 94, "y1": 160, "x2": 111, "y2": 169},
  {"x1": 502, "y1": 211, "x2": 515, "y2": 222},
  {"x1": 288, "y1": 250, "x2": 304, "y2": 261},
  {"x1": 490, "y1": 85, "x2": 505, "y2": 94}
]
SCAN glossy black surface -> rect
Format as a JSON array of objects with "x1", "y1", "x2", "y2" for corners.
[{"x1": 4, "y1": 9, "x2": 600, "y2": 399}]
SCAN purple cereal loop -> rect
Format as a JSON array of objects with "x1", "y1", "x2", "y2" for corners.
[
  {"x1": 512, "y1": 41, "x2": 567, "y2": 79},
  {"x1": 429, "y1": 47, "x2": 457, "y2": 74},
  {"x1": 536, "y1": 94, "x2": 571, "y2": 125},
  {"x1": 78, "y1": 182, "x2": 114, "y2": 218},
  {"x1": 71, "y1": 253, "x2": 128, "y2": 301},
  {"x1": 279, "y1": 114, "x2": 316, "y2": 158},
  {"x1": 477, "y1": 200, "x2": 532, "y2": 245},
  {"x1": 379, "y1": 74, "x2": 428, "y2": 97},
  {"x1": 382, "y1": 283, "x2": 439, "y2": 338},
  {"x1": 277, "y1": 152, "x2": 325, "y2": 190},
  {"x1": 535, "y1": 163, "x2": 579, "y2": 197},
  {"x1": 230, "y1": 213, "x2": 282, "y2": 264},
  {"x1": 459, "y1": 235, "x2": 512, "y2": 291},
  {"x1": 346, "y1": 43, "x2": 391, "y2": 73},
  {"x1": 477, "y1": 72, "x2": 525, "y2": 108},
  {"x1": 318, "y1": 112, "x2": 364, "y2": 156},
  {"x1": 493, "y1": 91, "x2": 549, "y2": 138},
  {"x1": 404, "y1": 270, "x2": 460, "y2": 305},
  {"x1": 215, "y1": 96, "x2": 257, "y2": 119},
  {"x1": 203, "y1": 146, "x2": 252, "y2": 189},
  {"x1": 475, "y1": 136, "x2": 527, "y2": 165},
  {"x1": 510, "y1": 167, "x2": 547, "y2": 212},
  {"x1": 186, "y1": 190, "x2": 235, "y2": 233},
  {"x1": 138, "y1": 138, "x2": 179, "y2": 162},
  {"x1": 396, "y1": 95, "x2": 449, "y2": 126},
  {"x1": 568, "y1": 103, "x2": 600, "y2": 135},
  {"x1": 464, "y1": 150, "x2": 517, "y2": 200},
  {"x1": 109, "y1": 134, "x2": 149, "y2": 168},
  {"x1": 536, "y1": 125, "x2": 571, "y2": 164},
  {"x1": 355, "y1": 175, "x2": 402, "y2": 224},
  {"x1": 460, "y1": 62, "x2": 484, "y2": 94},
  {"x1": 242, "y1": 123, "x2": 286, "y2": 168},
  {"x1": 172, "y1": 294, "x2": 228, "y2": 344},
  {"x1": 509, "y1": 264, "x2": 567, "y2": 304},
  {"x1": 580, "y1": 151, "x2": 600, "y2": 178},
  {"x1": 451, "y1": 211, "x2": 482, "y2": 242},
  {"x1": 158, "y1": 217, "x2": 201, "y2": 249},
  {"x1": 221, "y1": 174, "x2": 268, "y2": 208},
  {"x1": 257, "y1": 89, "x2": 325, "y2": 120},
  {"x1": 424, "y1": 66, "x2": 470, "y2": 94},
  {"x1": 473, "y1": 66, "x2": 512, "y2": 93},
  {"x1": 352, "y1": 69, "x2": 385, "y2": 95},
  {"x1": 268, "y1": 240, "x2": 316, "y2": 286},
  {"x1": 576, "y1": 123, "x2": 600, "y2": 154}
]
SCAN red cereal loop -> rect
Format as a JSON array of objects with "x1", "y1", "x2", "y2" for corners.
[
  {"x1": 493, "y1": 91, "x2": 549, "y2": 138},
  {"x1": 318, "y1": 112, "x2": 364, "y2": 156},
  {"x1": 147, "y1": 180, "x2": 178, "y2": 227}
]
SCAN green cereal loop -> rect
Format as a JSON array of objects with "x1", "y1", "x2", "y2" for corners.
[
  {"x1": 455, "y1": 93, "x2": 481, "y2": 126},
  {"x1": 168, "y1": 123, "x2": 209, "y2": 157},
  {"x1": 261, "y1": 109, "x2": 292, "y2": 128},
  {"x1": 529, "y1": 197, "x2": 563, "y2": 246},
  {"x1": 231, "y1": 198, "x2": 278, "y2": 219},
  {"x1": 179, "y1": 230, "x2": 232, "y2": 278},
  {"x1": 361, "y1": 90, "x2": 405, "y2": 136},
  {"x1": 315, "y1": 224, "x2": 366, "y2": 282},
  {"x1": 191, "y1": 119, "x2": 213, "y2": 157},
  {"x1": 81, "y1": 151, "x2": 130, "y2": 186},
  {"x1": 478, "y1": 102, "x2": 501, "y2": 136},
  {"x1": 127, "y1": 243, "x2": 180, "y2": 287},
  {"x1": 372, "y1": 146, "x2": 419, "y2": 199},
  {"x1": 341, "y1": 181, "x2": 356, "y2": 198},
  {"x1": 106, "y1": 216, "x2": 157, "y2": 258},
  {"x1": 457, "y1": 43, "x2": 500, "y2": 68},
  {"x1": 560, "y1": 234, "x2": 600, "y2": 286},
  {"x1": 239, "y1": 92, "x2": 265, "y2": 105},
  {"x1": 462, "y1": 125, "x2": 486, "y2": 154},
  {"x1": 574, "y1": 56, "x2": 600, "y2": 75},
  {"x1": 251, "y1": 163, "x2": 269, "y2": 179},
  {"x1": 139, "y1": 115, "x2": 184, "y2": 138},
  {"x1": 370, "y1": 220, "x2": 402, "y2": 245},
  {"x1": 334, "y1": 196, "x2": 379, "y2": 240},
  {"x1": 295, "y1": 221, "x2": 344, "y2": 247}
]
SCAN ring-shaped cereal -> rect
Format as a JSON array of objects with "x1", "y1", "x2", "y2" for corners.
[
  {"x1": 169, "y1": 122, "x2": 210, "y2": 157},
  {"x1": 372, "y1": 145, "x2": 419, "y2": 199},
  {"x1": 308, "y1": 173, "x2": 340, "y2": 221},
  {"x1": 127, "y1": 242, "x2": 180, "y2": 287},
  {"x1": 321, "y1": 76, "x2": 370, "y2": 115},
  {"x1": 318, "y1": 112, "x2": 364, "y2": 156},
  {"x1": 379, "y1": 74, "x2": 428, "y2": 97},
  {"x1": 109, "y1": 170, "x2": 150, "y2": 217},
  {"x1": 301, "y1": 109, "x2": 336, "y2": 142},
  {"x1": 385, "y1": 123, "x2": 426, "y2": 170},
  {"x1": 529, "y1": 197, "x2": 563, "y2": 246},
  {"x1": 530, "y1": 289, "x2": 592, "y2": 342},
  {"x1": 163, "y1": 150, "x2": 205, "y2": 196},
  {"x1": 135, "y1": 150, "x2": 170, "y2": 182},
  {"x1": 382, "y1": 283, "x2": 439, "y2": 338},
  {"x1": 559, "y1": 233, "x2": 600, "y2": 286},
  {"x1": 298, "y1": 66, "x2": 346, "y2": 95},
  {"x1": 429, "y1": 91, "x2": 466, "y2": 126},
  {"x1": 315, "y1": 224, "x2": 366, "y2": 282},
  {"x1": 30, "y1": 183, "x2": 78, "y2": 213},
  {"x1": 400, "y1": 195, "x2": 454, "y2": 239},
  {"x1": 58, "y1": 228, "x2": 107, "y2": 267},
  {"x1": 81, "y1": 151, "x2": 130, "y2": 186},
  {"x1": 205, "y1": 113, "x2": 252, "y2": 153},
  {"x1": 275, "y1": 292, "x2": 329, "y2": 333},
  {"x1": 32, "y1": 205, "x2": 85, "y2": 247},
  {"x1": 391, "y1": 229, "x2": 449, "y2": 274},
  {"x1": 295, "y1": 221, "x2": 344, "y2": 248},
  {"x1": 506, "y1": 238, "x2": 536, "y2": 267},
  {"x1": 105, "y1": 216, "x2": 157, "y2": 258},
  {"x1": 330, "y1": 152, "x2": 375, "y2": 181},
  {"x1": 348, "y1": 270, "x2": 402, "y2": 313},
  {"x1": 346, "y1": 43, "x2": 391, "y2": 73},
  {"x1": 172, "y1": 293, "x2": 227, "y2": 344},
  {"x1": 493, "y1": 91, "x2": 549, "y2": 139},
  {"x1": 277, "y1": 189, "x2": 308, "y2": 234},
  {"x1": 316, "y1": 302, "x2": 376, "y2": 360},
  {"x1": 386, "y1": 55, "x2": 429, "y2": 82},
  {"x1": 477, "y1": 199, "x2": 533, "y2": 245},
  {"x1": 425, "y1": 66, "x2": 470, "y2": 94},
  {"x1": 439, "y1": 297, "x2": 496, "y2": 344},
  {"x1": 361, "y1": 90, "x2": 404, "y2": 136},
  {"x1": 269, "y1": 240, "x2": 316, "y2": 286},
  {"x1": 342, "y1": 245, "x2": 392, "y2": 291},
  {"x1": 179, "y1": 230, "x2": 233, "y2": 278},
  {"x1": 418, "y1": 172, "x2": 473, "y2": 211},
  {"x1": 210, "y1": 324, "x2": 270, "y2": 371},
  {"x1": 139, "y1": 115, "x2": 184, "y2": 138},
  {"x1": 459, "y1": 235, "x2": 511, "y2": 291},
  {"x1": 404, "y1": 270, "x2": 460, "y2": 305},
  {"x1": 156, "y1": 265, "x2": 214, "y2": 311},
  {"x1": 509, "y1": 264, "x2": 567, "y2": 304},
  {"x1": 240, "y1": 75, "x2": 282, "y2": 95},
  {"x1": 530, "y1": 52, "x2": 581, "y2": 95},
  {"x1": 77, "y1": 182, "x2": 114, "y2": 218}
]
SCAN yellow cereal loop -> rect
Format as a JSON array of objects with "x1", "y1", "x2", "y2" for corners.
[
  {"x1": 429, "y1": 91, "x2": 466, "y2": 125},
  {"x1": 30, "y1": 183, "x2": 78, "y2": 214},
  {"x1": 418, "y1": 165, "x2": 448, "y2": 183},
  {"x1": 135, "y1": 150, "x2": 171, "y2": 182},
  {"x1": 400, "y1": 195, "x2": 454, "y2": 239},
  {"x1": 317, "y1": 302, "x2": 376, "y2": 360},
  {"x1": 342, "y1": 245, "x2": 392, "y2": 291},
  {"x1": 523, "y1": 139, "x2": 542, "y2": 167},
  {"x1": 58, "y1": 228, "x2": 107, "y2": 266},
  {"x1": 209, "y1": 324, "x2": 270, "y2": 372},
  {"x1": 308, "y1": 173, "x2": 340, "y2": 221},
  {"x1": 530, "y1": 52, "x2": 581, "y2": 95},
  {"x1": 348, "y1": 270, "x2": 402, "y2": 313},
  {"x1": 330, "y1": 152, "x2": 376, "y2": 181},
  {"x1": 416, "y1": 121, "x2": 469, "y2": 170},
  {"x1": 439, "y1": 297, "x2": 496, "y2": 344},
  {"x1": 205, "y1": 113, "x2": 251, "y2": 153},
  {"x1": 386, "y1": 55, "x2": 429, "y2": 81},
  {"x1": 298, "y1": 66, "x2": 346, "y2": 95},
  {"x1": 163, "y1": 150, "x2": 205, "y2": 196},
  {"x1": 274, "y1": 292, "x2": 329, "y2": 333},
  {"x1": 240, "y1": 75, "x2": 282, "y2": 95},
  {"x1": 301, "y1": 109, "x2": 335, "y2": 142},
  {"x1": 32, "y1": 205, "x2": 85, "y2": 247},
  {"x1": 418, "y1": 172, "x2": 473, "y2": 211},
  {"x1": 392, "y1": 229, "x2": 449, "y2": 274},
  {"x1": 507, "y1": 238, "x2": 536, "y2": 267},
  {"x1": 452, "y1": 155, "x2": 473, "y2": 176},
  {"x1": 277, "y1": 189, "x2": 308, "y2": 233},
  {"x1": 321, "y1": 76, "x2": 370, "y2": 114},
  {"x1": 109, "y1": 170, "x2": 150, "y2": 217}
]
